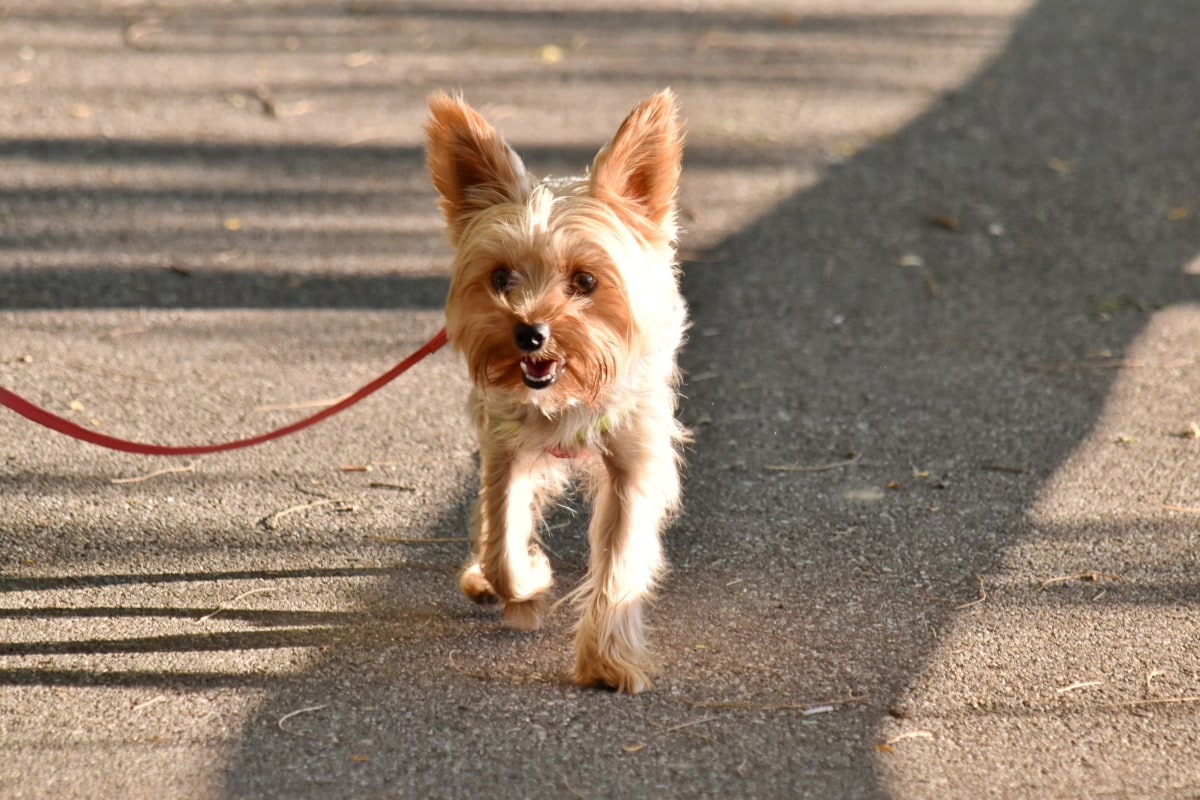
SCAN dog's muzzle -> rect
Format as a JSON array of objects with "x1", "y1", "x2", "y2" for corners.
[{"x1": 514, "y1": 322, "x2": 564, "y2": 389}]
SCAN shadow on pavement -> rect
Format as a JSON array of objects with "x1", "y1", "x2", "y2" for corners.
[
  {"x1": 214, "y1": 2, "x2": 1197, "y2": 797},
  {"x1": 673, "y1": 0, "x2": 1199, "y2": 794}
]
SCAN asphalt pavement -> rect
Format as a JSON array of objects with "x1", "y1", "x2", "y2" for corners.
[{"x1": 2, "y1": 1, "x2": 1199, "y2": 798}]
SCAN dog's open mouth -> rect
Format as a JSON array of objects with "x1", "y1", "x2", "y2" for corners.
[{"x1": 520, "y1": 357, "x2": 565, "y2": 390}]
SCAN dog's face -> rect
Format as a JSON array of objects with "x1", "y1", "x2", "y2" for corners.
[{"x1": 426, "y1": 91, "x2": 683, "y2": 412}]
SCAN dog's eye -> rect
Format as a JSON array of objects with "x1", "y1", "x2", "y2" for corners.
[
  {"x1": 491, "y1": 267, "x2": 514, "y2": 293},
  {"x1": 569, "y1": 271, "x2": 597, "y2": 296}
]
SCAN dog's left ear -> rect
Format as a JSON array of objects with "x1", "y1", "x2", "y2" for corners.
[{"x1": 590, "y1": 89, "x2": 683, "y2": 235}]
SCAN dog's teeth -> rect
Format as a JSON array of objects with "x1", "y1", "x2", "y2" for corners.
[{"x1": 520, "y1": 358, "x2": 562, "y2": 388}]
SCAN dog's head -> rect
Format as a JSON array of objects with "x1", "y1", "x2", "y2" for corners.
[{"x1": 426, "y1": 90, "x2": 684, "y2": 412}]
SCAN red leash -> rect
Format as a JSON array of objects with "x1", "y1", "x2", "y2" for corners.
[{"x1": 0, "y1": 327, "x2": 448, "y2": 456}]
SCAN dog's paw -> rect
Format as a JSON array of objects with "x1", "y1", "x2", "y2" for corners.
[
  {"x1": 573, "y1": 623, "x2": 654, "y2": 693},
  {"x1": 502, "y1": 594, "x2": 548, "y2": 631},
  {"x1": 572, "y1": 600, "x2": 656, "y2": 693},
  {"x1": 572, "y1": 654, "x2": 654, "y2": 695},
  {"x1": 459, "y1": 563, "x2": 499, "y2": 605}
]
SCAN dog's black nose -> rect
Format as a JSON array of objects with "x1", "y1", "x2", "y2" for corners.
[{"x1": 514, "y1": 322, "x2": 550, "y2": 353}]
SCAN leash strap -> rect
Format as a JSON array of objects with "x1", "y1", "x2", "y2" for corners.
[{"x1": 0, "y1": 327, "x2": 448, "y2": 456}]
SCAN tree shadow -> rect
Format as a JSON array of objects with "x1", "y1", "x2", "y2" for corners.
[{"x1": 0, "y1": 138, "x2": 810, "y2": 311}]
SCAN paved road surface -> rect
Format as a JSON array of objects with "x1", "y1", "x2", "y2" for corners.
[{"x1": 2, "y1": 1, "x2": 1199, "y2": 797}]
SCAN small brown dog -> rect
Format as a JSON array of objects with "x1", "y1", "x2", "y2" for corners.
[{"x1": 426, "y1": 90, "x2": 687, "y2": 693}]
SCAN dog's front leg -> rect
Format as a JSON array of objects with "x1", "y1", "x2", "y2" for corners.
[
  {"x1": 572, "y1": 424, "x2": 680, "y2": 694},
  {"x1": 459, "y1": 448, "x2": 554, "y2": 630}
]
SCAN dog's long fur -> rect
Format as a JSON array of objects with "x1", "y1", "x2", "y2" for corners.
[{"x1": 426, "y1": 90, "x2": 687, "y2": 693}]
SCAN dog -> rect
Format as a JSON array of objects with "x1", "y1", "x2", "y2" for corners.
[{"x1": 425, "y1": 89, "x2": 688, "y2": 693}]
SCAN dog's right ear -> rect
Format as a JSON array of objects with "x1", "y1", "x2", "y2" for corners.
[{"x1": 425, "y1": 92, "x2": 528, "y2": 243}]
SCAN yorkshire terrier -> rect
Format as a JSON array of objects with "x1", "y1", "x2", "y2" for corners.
[{"x1": 425, "y1": 90, "x2": 687, "y2": 693}]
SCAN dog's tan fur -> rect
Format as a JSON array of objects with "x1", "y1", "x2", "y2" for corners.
[{"x1": 427, "y1": 90, "x2": 687, "y2": 693}]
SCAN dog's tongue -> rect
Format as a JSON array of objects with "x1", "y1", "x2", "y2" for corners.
[{"x1": 522, "y1": 358, "x2": 556, "y2": 378}]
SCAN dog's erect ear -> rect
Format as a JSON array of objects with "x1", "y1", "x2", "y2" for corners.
[
  {"x1": 425, "y1": 92, "x2": 528, "y2": 242},
  {"x1": 590, "y1": 89, "x2": 683, "y2": 234}
]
